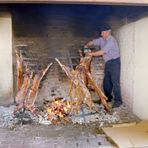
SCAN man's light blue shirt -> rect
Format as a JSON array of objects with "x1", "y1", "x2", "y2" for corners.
[{"x1": 92, "y1": 35, "x2": 120, "y2": 62}]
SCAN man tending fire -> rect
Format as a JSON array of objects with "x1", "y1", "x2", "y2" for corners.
[{"x1": 85, "y1": 24, "x2": 122, "y2": 108}]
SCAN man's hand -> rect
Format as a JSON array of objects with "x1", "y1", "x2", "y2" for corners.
[
  {"x1": 86, "y1": 52, "x2": 93, "y2": 57},
  {"x1": 84, "y1": 41, "x2": 93, "y2": 49}
]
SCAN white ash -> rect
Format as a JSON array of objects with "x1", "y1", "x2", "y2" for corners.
[
  {"x1": 0, "y1": 104, "x2": 120, "y2": 127},
  {"x1": 36, "y1": 101, "x2": 120, "y2": 126},
  {"x1": 0, "y1": 105, "x2": 17, "y2": 128},
  {"x1": 37, "y1": 113, "x2": 51, "y2": 125},
  {"x1": 0, "y1": 105, "x2": 40, "y2": 128},
  {"x1": 70, "y1": 104, "x2": 120, "y2": 126}
]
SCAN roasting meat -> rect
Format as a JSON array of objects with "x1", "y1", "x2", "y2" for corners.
[
  {"x1": 56, "y1": 56, "x2": 110, "y2": 113},
  {"x1": 25, "y1": 63, "x2": 52, "y2": 110},
  {"x1": 14, "y1": 61, "x2": 52, "y2": 114},
  {"x1": 16, "y1": 51, "x2": 23, "y2": 90}
]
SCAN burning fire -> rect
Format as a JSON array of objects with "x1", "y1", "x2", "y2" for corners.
[{"x1": 45, "y1": 97, "x2": 71, "y2": 123}]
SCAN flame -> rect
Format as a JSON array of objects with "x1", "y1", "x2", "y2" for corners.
[
  {"x1": 67, "y1": 101, "x2": 71, "y2": 108},
  {"x1": 46, "y1": 97, "x2": 71, "y2": 122},
  {"x1": 64, "y1": 107, "x2": 68, "y2": 112},
  {"x1": 47, "y1": 108, "x2": 52, "y2": 113}
]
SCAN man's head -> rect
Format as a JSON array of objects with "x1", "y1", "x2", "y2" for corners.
[{"x1": 100, "y1": 24, "x2": 111, "y2": 39}]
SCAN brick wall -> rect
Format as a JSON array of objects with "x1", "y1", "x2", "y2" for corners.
[{"x1": 12, "y1": 8, "x2": 105, "y2": 101}]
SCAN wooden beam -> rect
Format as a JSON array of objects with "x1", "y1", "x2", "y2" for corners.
[{"x1": 0, "y1": 0, "x2": 148, "y2": 5}]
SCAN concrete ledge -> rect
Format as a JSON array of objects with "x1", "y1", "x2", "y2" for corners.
[{"x1": 0, "y1": 0, "x2": 148, "y2": 5}]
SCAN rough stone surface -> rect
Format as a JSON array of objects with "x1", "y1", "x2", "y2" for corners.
[{"x1": 0, "y1": 124, "x2": 115, "y2": 148}]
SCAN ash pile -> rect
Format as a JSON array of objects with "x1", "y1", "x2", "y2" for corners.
[{"x1": 0, "y1": 102, "x2": 121, "y2": 128}]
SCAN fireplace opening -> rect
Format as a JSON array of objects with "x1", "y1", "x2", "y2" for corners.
[
  {"x1": 0, "y1": 4, "x2": 148, "y2": 122},
  {"x1": 1, "y1": 3, "x2": 147, "y2": 124},
  {"x1": 0, "y1": 3, "x2": 148, "y2": 147}
]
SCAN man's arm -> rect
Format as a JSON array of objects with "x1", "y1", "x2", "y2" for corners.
[
  {"x1": 88, "y1": 50, "x2": 105, "y2": 57},
  {"x1": 84, "y1": 41, "x2": 105, "y2": 57}
]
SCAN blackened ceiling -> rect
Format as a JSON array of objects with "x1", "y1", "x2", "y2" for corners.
[{"x1": 7, "y1": 4, "x2": 148, "y2": 37}]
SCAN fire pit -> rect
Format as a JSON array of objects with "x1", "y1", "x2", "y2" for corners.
[{"x1": 0, "y1": 48, "x2": 135, "y2": 129}]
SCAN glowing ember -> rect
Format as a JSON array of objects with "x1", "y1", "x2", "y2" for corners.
[{"x1": 45, "y1": 97, "x2": 72, "y2": 124}]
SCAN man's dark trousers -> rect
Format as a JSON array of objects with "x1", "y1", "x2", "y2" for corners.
[{"x1": 103, "y1": 58, "x2": 122, "y2": 104}]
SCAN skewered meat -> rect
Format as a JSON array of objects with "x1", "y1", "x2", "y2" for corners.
[
  {"x1": 56, "y1": 56, "x2": 110, "y2": 112},
  {"x1": 14, "y1": 62, "x2": 52, "y2": 114},
  {"x1": 15, "y1": 51, "x2": 23, "y2": 90},
  {"x1": 25, "y1": 63, "x2": 52, "y2": 110}
]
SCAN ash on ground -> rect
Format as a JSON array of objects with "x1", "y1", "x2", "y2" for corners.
[
  {"x1": 0, "y1": 105, "x2": 17, "y2": 128},
  {"x1": 0, "y1": 103, "x2": 139, "y2": 129}
]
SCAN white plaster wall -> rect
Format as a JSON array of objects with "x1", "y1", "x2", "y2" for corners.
[
  {"x1": 0, "y1": 13, "x2": 13, "y2": 104},
  {"x1": 116, "y1": 23, "x2": 135, "y2": 110},
  {"x1": 133, "y1": 18, "x2": 148, "y2": 119},
  {"x1": 117, "y1": 17, "x2": 148, "y2": 119}
]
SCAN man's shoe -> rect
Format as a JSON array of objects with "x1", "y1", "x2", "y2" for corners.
[{"x1": 112, "y1": 102, "x2": 122, "y2": 108}]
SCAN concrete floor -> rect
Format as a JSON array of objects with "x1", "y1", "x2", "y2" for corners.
[
  {"x1": 0, "y1": 123, "x2": 116, "y2": 148},
  {"x1": 0, "y1": 103, "x2": 139, "y2": 148},
  {"x1": 0, "y1": 54, "x2": 139, "y2": 148}
]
